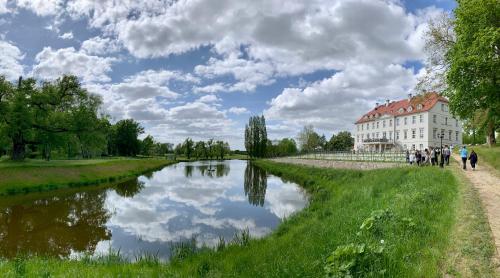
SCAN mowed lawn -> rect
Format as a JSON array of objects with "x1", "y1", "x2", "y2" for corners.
[
  {"x1": 0, "y1": 160, "x2": 495, "y2": 277},
  {"x1": 0, "y1": 158, "x2": 174, "y2": 195}
]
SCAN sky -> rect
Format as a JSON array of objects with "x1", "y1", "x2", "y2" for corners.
[{"x1": 0, "y1": 0, "x2": 456, "y2": 149}]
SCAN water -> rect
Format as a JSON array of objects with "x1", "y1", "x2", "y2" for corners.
[{"x1": 0, "y1": 160, "x2": 308, "y2": 260}]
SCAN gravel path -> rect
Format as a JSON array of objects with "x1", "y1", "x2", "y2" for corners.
[
  {"x1": 270, "y1": 158, "x2": 403, "y2": 170},
  {"x1": 452, "y1": 153, "x2": 500, "y2": 256}
]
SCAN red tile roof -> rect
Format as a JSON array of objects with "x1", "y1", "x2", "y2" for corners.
[{"x1": 355, "y1": 92, "x2": 448, "y2": 124}]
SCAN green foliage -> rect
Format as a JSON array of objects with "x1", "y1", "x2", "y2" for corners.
[
  {"x1": 445, "y1": 0, "x2": 500, "y2": 144},
  {"x1": 297, "y1": 125, "x2": 323, "y2": 152},
  {"x1": 327, "y1": 131, "x2": 355, "y2": 151},
  {"x1": 109, "y1": 119, "x2": 144, "y2": 157},
  {"x1": 324, "y1": 243, "x2": 385, "y2": 278},
  {"x1": 266, "y1": 138, "x2": 298, "y2": 157},
  {"x1": 244, "y1": 115, "x2": 267, "y2": 158}
]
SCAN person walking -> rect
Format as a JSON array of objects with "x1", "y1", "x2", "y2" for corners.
[
  {"x1": 405, "y1": 150, "x2": 410, "y2": 164},
  {"x1": 469, "y1": 150, "x2": 478, "y2": 171},
  {"x1": 409, "y1": 151, "x2": 415, "y2": 165},
  {"x1": 430, "y1": 148, "x2": 436, "y2": 166},
  {"x1": 460, "y1": 146, "x2": 468, "y2": 170},
  {"x1": 443, "y1": 145, "x2": 450, "y2": 166}
]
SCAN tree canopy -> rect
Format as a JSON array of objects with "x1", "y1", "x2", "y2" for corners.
[{"x1": 245, "y1": 115, "x2": 268, "y2": 158}]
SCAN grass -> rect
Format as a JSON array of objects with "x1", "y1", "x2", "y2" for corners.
[
  {"x1": 0, "y1": 158, "x2": 175, "y2": 196},
  {"x1": 0, "y1": 159, "x2": 495, "y2": 277}
]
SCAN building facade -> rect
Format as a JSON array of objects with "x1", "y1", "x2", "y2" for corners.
[{"x1": 354, "y1": 92, "x2": 462, "y2": 152}]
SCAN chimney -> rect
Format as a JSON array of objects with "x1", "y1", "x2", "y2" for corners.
[
  {"x1": 385, "y1": 99, "x2": 390, "y2": 106},
  {"x1": 375, "y1": 102, "x2": 379, "y2": 109},
  {"x1": 408, "y1": 93, "x2": 412, "y2": 100}
]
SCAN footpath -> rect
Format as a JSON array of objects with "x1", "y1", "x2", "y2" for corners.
[{"x1": 452, "y1": 153, "x2": 500, "y2": 256}]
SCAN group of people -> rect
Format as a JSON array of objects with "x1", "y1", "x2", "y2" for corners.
[
  {"x1": 406, "y1": 145, "x2": 451, "y2": 167},
  {"x1": 405, "y1": 145, "x2": 478, "y2": 170}
]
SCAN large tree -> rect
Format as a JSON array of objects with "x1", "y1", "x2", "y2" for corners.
[
  {"x1": 419, "y1": 0, "x2": 499, "y2": 145},
  {"x1": 297, "y1": 125, "x2": 322, "y2": 152},
  {"x1": 0, "y1": 75, "x2": 107, "y2": 160},
  {"x1": 111, "y1": 119, "x2": 144, "y2": 156},
  {"x1": 244, "y1": 115, "x2": 268, "y2": 158},
  {"x1": 328, "y1": 131, "x2": 354, "y2": 151}
]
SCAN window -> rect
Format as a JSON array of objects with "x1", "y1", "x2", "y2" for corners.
[
  {"x1": 408, "y1": 106, "x2": 413, "y2": 112},
  {"x1": 445, "y1": 117, "x2": 448, "y2": 125},
  {"x1": 376, "y1": 121, "x2": 379, "y2": 128},
  {"x1": 441, "y1": 103, "x2": 445, "y2": 111},
  {"x1": 417, "y1": 104, "x2": 423, "y2": 110},
  {"x1": 419, "y1": 128, "x2": 424, "y2": 139},
  {"x1": 455, "y1": 119, "x2": 458, "y2": 127},
  {"x1": 411, "y1": 129, "x2": 416, "y2": 139},
  {"x1": 404, "y1": 117, "x2": 408, "y2": 125},
  {"x1": 367, "y1": 123, "x2": 369, "y2": 130},
  {"x1": 433, "y1": 115, "x2": 437, "y2": 124},
  {"x1": 399, "y1": 108, "x2": 404, "y2": 113},
  {"x1": 396, "y1": 118, "x2": 400, "y2": 126},
  {"x1": 372, "y1": 122, "x2": 375, "y2": 129},
  {"x1": 449, "y1": 130, "x2": 452, "y2": 140},
  {"x1": 389, "y1": 119, "x2": 393, "y2": 127},
  {"x1": 419, "y1": 114, "x2": 423, "y2": 123},
  {"x1": 382, "y1": 132, "x2": 386, "y2": 138},
  {"x1": 361, "y1": 124, "x2": 364, "y2": 131},
  {"x1": 412, "y1": 116, "x2": 416, "y2": 124},
  {"x1": 419, "y1": 144, "x2": 423, "y2": 150},
  {"x1": 357, "y1": 135, "x2": 359, "y2": 142},
  {"x1": 396, "y1": 131, "x2": 400, "y2": 140},
  {"x1": 362, "y1": 134, "x2": 364, "y2": 140},
  {"x1": 367, "y1": 133, "x2": 370, "y2": 139},
  {"x1": 403, "y1": 144, "x2": 407, "y2": 150},
  {"x1": 404, "y1": 130, "x2": 408, "y2": 139},
  {"x1": 376, "y1": 132, "x2": 379, "y2": 138},
  {"x1": 441, "y1": 129, "x2": 445, "y2": 138},
  {"x1": 389, "y1": 131, "x2": 393, "y2": 139},
  {"x1": 412, "y1": 144, "x2": 415, "y2": 150},
  {"x1": 456, "y1": 131, "x2": 459, "y2": 141},
  {"x1": 383, "y1": 120, "x2": 386, "y2": 128},
  {"x1": 433, "y1": 128, "x2": 437, "y2": 139},
  {"x1": 372, "y1": 133, "x2": 375, "y2": 138}
]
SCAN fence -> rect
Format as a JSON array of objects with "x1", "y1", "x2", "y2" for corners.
[{"x1": 288, "y1": 151, "x2": 407, "y2": 163}]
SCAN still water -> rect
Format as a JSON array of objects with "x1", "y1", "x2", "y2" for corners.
[{"x1": 0, "y1": 160, "x2": 307, "y2": 260}]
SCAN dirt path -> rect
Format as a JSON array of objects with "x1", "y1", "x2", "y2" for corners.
[
  {"x1": 270, "y1": 158, "x2": 402, "y2": 170},
  {"x1": 452, "y1": 153, "x2": 500, "y2": 256}
]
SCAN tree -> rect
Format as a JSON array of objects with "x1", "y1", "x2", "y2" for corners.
[
  {"x1": 0, "y1": 75, "x2": 108, "y2": 160},
  {"x1": 214, "y1": 140, "x2": 230, "y2": 159},
  {"x1": 297, "y1": 125, "x2": 322, "y2": 152},
  {"x1": 112, "y1": 119, "x2": 144, "y2": 156},
  {"x1": 328, "y1": 131, "x2": 354, "y2": 151},
  {"x1": 140, "y1": 135, "x2": 155, "y2": 156},
  {"x1": 419, "y1": 1, "x2": 500, "y2": 145},
  {"x1": 194, "y1": 141, "x2": 207, "y2": 159},
  {"x1": 183, "y1": 138, "x2": 194, "y2": 159},
  {"x1": 244, "y1": 115, "x2": 268, "y2": 158}
]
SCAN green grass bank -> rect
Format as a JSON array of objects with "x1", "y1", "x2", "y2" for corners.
[
  {"x1": 0, "y1": 160, "x2": 496, "y2": 277},
  {"x1": 0, "y1": 158, "x2": 175, "y2": 196}
]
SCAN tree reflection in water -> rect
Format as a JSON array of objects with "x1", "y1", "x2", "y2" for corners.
[
  {"x1": 114, "y1": 178, "x2": 145, "y2": 198},
  {"x1": 185, "y1": 163, "x2": 230, "y2": 178},
  {"x1": 0, "y1": 191, "x2": 111, "y2": 258},
  {"x1": 244, "y1": 162, "x2": 268, "y2": 206}
]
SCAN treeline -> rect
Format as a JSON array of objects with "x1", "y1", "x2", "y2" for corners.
[
  {"x1": 174, "y1": 138, "x2": 231, "y2": 160},
  {"x1": 244, "y1": 116, "x2": 354, "y2": 158},
  {"x1": 0, "y1": 75, "x2": 172, "y2": 160}
]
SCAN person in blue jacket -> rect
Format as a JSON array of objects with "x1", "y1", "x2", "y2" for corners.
[{"x1": 460, "y1": 146, "x2": 468, "y2": 170}]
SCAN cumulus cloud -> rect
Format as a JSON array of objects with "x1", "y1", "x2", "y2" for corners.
[
  {"x1": 59, "y1": 32, "x2": 74, "y2": 40},
  {"x1": 228, "y1": 107, "x2": 249, "y2": 115},
  {"x1": 0, "y1": 0, "x2": 10, "y2": 14},
  {"x1": 15, "y1": 0, "x2": 63, "y2": 16},
  {"x1": 0, "y1": 40, "x2": 24, "y2": 81},
  {"x1": 32, "y1": 47, "x2": 116, "y2": 83},
  {"x1": 265, "y1": 63, "x2": 417, "y2": 133},
  {"x1": 81, "y1": 36, "x2": 121, "y2": 55}
]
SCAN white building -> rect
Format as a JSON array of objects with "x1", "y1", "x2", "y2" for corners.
[{"x1": 354, "y1": 92, "x2": 462, "y2": 152}]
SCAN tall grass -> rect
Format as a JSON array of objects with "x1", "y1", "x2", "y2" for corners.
[{"x1": 0, "y1": 160, "x2": 495, "y2": 277}]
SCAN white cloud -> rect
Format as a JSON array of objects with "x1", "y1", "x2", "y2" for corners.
[
  {"x1": 59, "y1": 32, "x2": 73, "y2": 40},
  {"x1": 32, "y1": 47, "x2": 116, "y2": 83},
  {"x1": 0, "y1": 0, "x2": 10, "y2": 14},
  {"x1": 0, "y1": 40, "x2": 24, "y2": 81},
  {"x1": 197, "y1": 94, "x2": 220, "y2": 103},
  {"x1": 265, "y1": 63, "x2": 417, "y2": 133},
  {"x1": 228, "y1": 107, "x2": 249, "y2": 115},
  {"x1": 81, "y1": 36, "x2": 121, "y2": 55},
  {"x1": 15, "y1": 0, "x2": 63, "y2": 16}
]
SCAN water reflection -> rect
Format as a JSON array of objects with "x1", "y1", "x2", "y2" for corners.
[
  {"x1": 0, "y1": 160, "x2": 307, "y2": 260},
  {"x1": 0, "y1": 191, "x2": 111, "y2": 258},
  {"x1": 244, "y1": 164, "x2": 267, "y2": 206}
]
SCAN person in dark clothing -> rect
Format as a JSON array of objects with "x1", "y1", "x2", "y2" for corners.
[
  {"x1": 416, "y1": 150, "x2": 421, "y2": 166},
  {"x1": 469, "y1": 150, "x2": 478, "y2": 171}
]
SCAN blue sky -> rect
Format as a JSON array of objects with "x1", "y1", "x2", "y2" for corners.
[{"x1": 0, "y1": 0, "x2": 455, "y2": 149}]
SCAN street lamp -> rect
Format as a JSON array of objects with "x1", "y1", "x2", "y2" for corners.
[{"x1": 438, "y1": 133, "x2": 444, "y2": 168}]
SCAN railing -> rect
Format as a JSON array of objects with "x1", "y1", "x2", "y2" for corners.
[
  {"x1": 362, "y1": 138, "x2": 393, "y2": 143},
  {"x1": 287, "y1": 150, "x2": 406, "y2": 163}
]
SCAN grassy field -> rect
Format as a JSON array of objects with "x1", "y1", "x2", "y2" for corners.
[
  {"x1": 0, "y1": 160, "x2": 495, "y2": 277},
  {"x1": 468, "y1": 144, "x2": 499, "y2": 173},
  {"x1": 0, "y1": 158, "x2": 175, "y2": 196}
]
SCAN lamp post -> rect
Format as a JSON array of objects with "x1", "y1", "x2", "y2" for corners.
[{"x1": 438, "y1": 133, "x2": 444, "y2": 168}]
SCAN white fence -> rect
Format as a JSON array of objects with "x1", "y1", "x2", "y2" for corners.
[{"x1": 288, "y1": 151, "x2": 407, "y2": 163}]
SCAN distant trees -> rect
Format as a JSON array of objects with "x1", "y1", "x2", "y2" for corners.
[
  {"x1": 107, "y1": 119, "x2": 144, "y2": 157},
  {"x1": 175, "y1": 138, "x2": 230, "y2": 160},
  {"x1": 245, "y1": 115, "x2": 268, "y2": 158},
  {"x1": 266, "y1": 138, "x2": 298, "y2": 157},
  {"x1": 326, "y1": 131, "x2": 354, "y2": 151},
  {"x1": 297, "y1": 125, "x2": 353, "y2": 152}
]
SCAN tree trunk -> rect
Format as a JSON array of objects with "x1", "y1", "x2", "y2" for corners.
[
  {"x1": 11, "y1": 136, "x2": 25, "y2": 161},
  {"x1": 486, "y1": 120, "x2": 497, "y2": 146}
]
